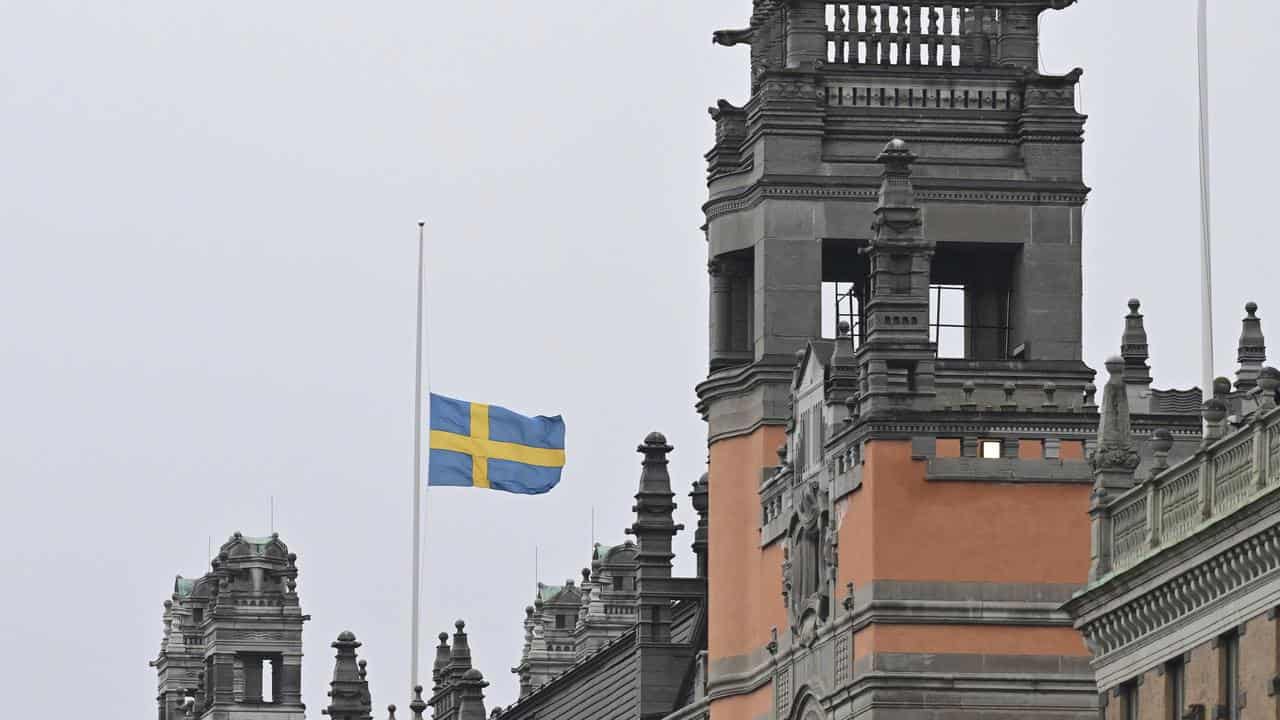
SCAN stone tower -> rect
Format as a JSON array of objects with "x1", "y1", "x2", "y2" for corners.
[
  {"x1": 153, "y1": 532, "x2": 306, "y2": 720},
  {"x1": 699, "y1": 2, "x2": 1098, "y2": 718}
]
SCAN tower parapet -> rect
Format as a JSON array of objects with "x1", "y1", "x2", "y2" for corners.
[{"x1": 152, "y1": 533, "x2": 305, "y2": 720}]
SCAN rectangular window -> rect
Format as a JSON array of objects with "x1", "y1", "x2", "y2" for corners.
[
  {"x1": 612, "y1": 576, "x2": 623, "y2": 591},
  {"x1": 1166, "y1": 657, "x2": 1185, "y2": 720},
  {"x1": 555, "y1": 614, "x2": 568, "y2": 629},
  {"x1": 1221, "y1": 631, "x2": 1241, "y2": 719},
  {"x1": 981, "y1": 440, "x2": 1002, "y2": 459},
  {"x1": 1121, "y1": 680, "x2": 1139, "y2": 720},
  {"x1": 192, "y1": 608, "x2": 203, "y2": 625}
]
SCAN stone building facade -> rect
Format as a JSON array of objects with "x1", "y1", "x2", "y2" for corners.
[
  {"x1": 1064, "y1": 308, "x2": 1280, "y2": 720},
  {"x1": 152, "y1": 3, "x2": 1278, "y2": 719},
  {"x1": 152, "y1": 532, "x2": 494, "y2": 720}
]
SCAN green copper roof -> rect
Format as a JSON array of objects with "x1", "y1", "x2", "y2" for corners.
[
  {"x1": 536, "y1": 583, "x2": 564, "y2": 603},
  {"x1": 174, "y1": 577, "x2": 195, "y2": 597}
]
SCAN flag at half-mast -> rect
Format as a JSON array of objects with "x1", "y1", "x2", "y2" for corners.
[{"x1": 427, "y1": 393, "x2": 566, "y2": 495}]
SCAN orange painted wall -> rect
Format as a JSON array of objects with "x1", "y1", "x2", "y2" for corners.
[
  {"x1": 852, "y1": 624, "x2": 1088, "y2": 660},
  {"x1": 709, "y1": 683, "x2": 773, "y2": 720},
  {"x1": 839, "y1": 439, "x2": 1091, "y2": 586},
  {"x1": 707, "y1": 426, "x2": 788, "y2": 661}
]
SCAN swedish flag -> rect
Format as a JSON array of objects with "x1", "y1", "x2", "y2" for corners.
[{"x1": 427, "y1": 393, "x2": 566, "y2": 495}]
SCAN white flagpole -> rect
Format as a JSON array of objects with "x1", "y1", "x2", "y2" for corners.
[
  {"x1": 410, "y1": 220, "x2": 427, "y2": 691},
  {"x1": 1197, "y1": 0, "x2": 1215, "y2": 395}
]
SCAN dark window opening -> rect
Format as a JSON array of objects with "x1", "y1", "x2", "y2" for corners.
[
  {"x1": 612, "y1": 576, "x2": 624, "y2": 591},
  {"x1": 1120, "y1": 679, "x2": 1139, "y2": 720},
  {"x1": 821, "y1": 238, "x2": 870, "y2": 344},
  {"x1": 1166, "y1": 657, "x2": 1185, "y2": 720},
  {"x1": 555, "y1": 614, "x2": 569, "y2": 629},
  {"x1": 192, "y1": 608, "x2": 203, "y2": 625},
  {"x1": 930, "y1": 243, "x2": 1016, "y2": 360},
  {"x1": 1221, "y1": 631, "x2": 1240, "y2": 719}
]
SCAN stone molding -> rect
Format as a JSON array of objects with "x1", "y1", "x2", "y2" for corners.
[
  {"x1": 1068, "y1": 488, "x2": 1280, "y2": 690},
  {"x1": 705, "y1": 182, "x2": 1090, "y2": 222}
]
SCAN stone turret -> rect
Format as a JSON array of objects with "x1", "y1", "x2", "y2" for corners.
[
  {"x1": 627, "y1": 432, "x2": 682, "y2": 643},
  {"x1": 155, "y1": 532, "x2": 306, "y2": 720},
  {"x1": 690, "y1": 473, "x2": 709, "y2": 579},
  {"x1": 1237, "y1": 302, "x2": 1267, "y2": 392},
  {"x1": 856, "y1": 140, "x2": 937, "y2": 415},
  {"x1": 323, "y1": 632, "x2": 373, "y2": 720},
  {"x1": 430, "y1": 621, "x2": 487, "y2": 720},
  {"x1": 1121, "y1": 299, "x2": 1153, "y2": 412}
]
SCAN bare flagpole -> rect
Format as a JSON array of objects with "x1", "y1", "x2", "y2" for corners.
[
  {"x1": 1197, "y1": 0, "x2": 1216, "y2": 394},
  {"x1": 410, "y1": 220, "x2": 427, "y2": 691}
]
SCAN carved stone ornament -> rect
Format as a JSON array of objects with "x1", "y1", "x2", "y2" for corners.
[{"x1": 782, "y1": 480, "x2": 831, "y2": 645}]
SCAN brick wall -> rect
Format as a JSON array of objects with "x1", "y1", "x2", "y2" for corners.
[
  {"x1": 1185, "y1": 636, "x2": 1221, "y2": 719},
  {"x1": 1239, "y1": 612, "x2": 1276, "y2": 720}
]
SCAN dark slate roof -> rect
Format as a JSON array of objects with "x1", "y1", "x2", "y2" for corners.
[
  {"x1": 497, "y1": 629, "x2": 638, "y2": 720},
  {"x1": 1151, "y1": 388, "x2": 1203, "y2": 414},
  {"x1": 495, "y1": 599, "x2": 706, "y2": 720}
]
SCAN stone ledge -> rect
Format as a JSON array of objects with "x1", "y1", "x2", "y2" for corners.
[{"x1": 926, "y1": 456, "x2": 1092, "y2": 483}]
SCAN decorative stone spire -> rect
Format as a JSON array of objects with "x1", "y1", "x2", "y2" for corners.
[
  {"x1": 627, "y1": 432, "x2": 683, "y2": 643},
  {"x1": 323, "y1": 631, "x2": 373, "y2": 720},
  {"x1": 627, "y1": 432, "x2": 681, "y2": 581},
  {"x1": 1090, "y1": 356, "x2": 1139, "y2": 494},
  {"x1": 431, "y1": 632, "x2": 450, "y2": 693},
  {"x1": 1236, "y1": 302, "x2": 1267, "y2": 392},
  {"x1": 409, "y1": 686, "x2": 427, "y2": 720},
  {"x1": 827, "y1": 321, "x2": 860, "y2": 419},
  {"x1": 1120, "y1": 299, "x2": 1152, "y2": 412},
  {"x1": 858, "y1": 139, "x2": 937, "y2": 414},
  {"x1": 691, "y1": 472, "x2": 710, "y2": 578},
  {"x1": 447, "y1": 620, "x2": 473, "y2": 683}
]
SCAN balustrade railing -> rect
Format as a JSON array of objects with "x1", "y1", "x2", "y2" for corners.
[
  {"x1": 1102, "y1": 408, "x2": 1280, "y2": 579},
  {"x1": 825, "y1": 3, "x2": 998, "y2": 68}
]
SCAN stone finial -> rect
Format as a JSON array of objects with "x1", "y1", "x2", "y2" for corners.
[
  {"x1": 1236, "y1": 302, "x2": 1266, "y2": 391},
  {"x1": 961, "y1": 381, "x2": 977, "y2": 408},
  {"x1": 1091, "y1": 357, "x2": 1140, "y2": 491},
  {"x1": 431, "y1": 632, "x2": 450, "y2": 691},
  {"x1": 876, "y1": 139, "x2": 918, "y2": 203},
  {"x1": 325, "y1": 632, "x2": 373, "y2": 720},
  {"x1": 1001, "y1": 382, "x2": 1018, "y2": 410},
  {"x1": 409, "y1": 686, "x2": 427, "y2": 720},
  {"x1": 1149, "y1": 429, "x2": 1174, "y2": 478},
  {"x1": 387, "y1": 705, "x2": 397, "y2": 720},
  {"x1": 448, "y1": 620, "x2": 473, "y2": 680},
  {"x1": 691, "y1": 472, "x2": 710, "y2": 578},
  {"x1": 1259, "y1": 367, "x2": 1280, "y2": 411},
  {"x1": 843, "y1": 394, "x2": 858, "y2": 422},
  {"x1": 1121, "y1": 299, "x2": 1151, "y2": 377},
  {"x1": 1042, "y1": 381, "x2": 1058, "y2": 410},
  {"x1": 1213, "y1": 376, "x2": 1232, "y2": 400},
  {"x1": 456, "y1": 667, "x2": 490, "y2": 720},
  {"x1": 1083, "y1": 383, "x2": 1098, "y2": 411},
  {"x1": 627, "y1": 432, "x2": 681, "y2": 580},
  {"x1": 1202, "y1": 399, "x2": 1228, "y2": 444}
]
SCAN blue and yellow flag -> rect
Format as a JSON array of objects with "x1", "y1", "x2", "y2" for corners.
[{"x1": 428, "y1": 393, "x2": 565, "y2": 495}]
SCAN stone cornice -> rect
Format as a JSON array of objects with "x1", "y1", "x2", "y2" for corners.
[
  {"x1": 1066, "y1": 486, "x2": 1280, "y2": 690},
  {"x1": 704, "y1": 178, "x2": 1090, "y2": 222}
]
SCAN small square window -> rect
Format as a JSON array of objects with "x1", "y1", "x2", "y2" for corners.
[
  {"x1": 555, "y1": 614, "x2": 568, "y2": 629},
  {"x1": 981, "y1": 440, "x2": 1002, "y2": 459},
  {"x1": 612, "y1": 576, "x2": 624, "y2": 591}
]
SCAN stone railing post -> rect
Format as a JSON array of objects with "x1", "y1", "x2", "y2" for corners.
[
  {"x1": 1089, "y1": 490, "x2": 1112, "y2": 582},
  {"x1": 1200, "y1": 400, "x2": 1227, "y2": 520},
  {"x1": 785, "y1": 1, "x2": 829, "y2": 69},
  {"x1": 1147, "y1": 430, "x2": 1173, "y2": 549}
]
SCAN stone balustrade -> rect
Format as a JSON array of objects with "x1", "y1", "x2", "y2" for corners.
[{"x1": 1101, "y1": 406, "x2": 1280, "y2": 577}]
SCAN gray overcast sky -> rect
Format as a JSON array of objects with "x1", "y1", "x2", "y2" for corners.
[{"x1": 2, "y1": 1, "x2": 1277, "y2": 716}]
